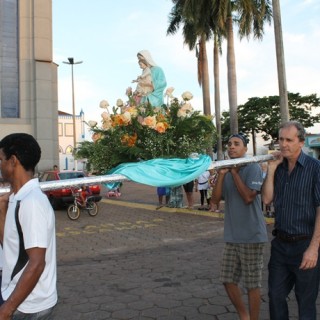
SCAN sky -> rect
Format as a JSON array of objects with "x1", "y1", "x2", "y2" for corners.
[{"x1": 52, "y1": 0, "x2": 320, "y2": 135}]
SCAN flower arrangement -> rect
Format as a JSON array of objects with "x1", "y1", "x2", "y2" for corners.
[{"x1": 78, "y1": 88, "x2": 216, "y2": 173}]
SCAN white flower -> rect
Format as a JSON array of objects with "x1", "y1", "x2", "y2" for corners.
[
  {"x1": 181, "y1": 91, "x2": 193, "y2": 101},
  {"x1": 181, "y1": 103, "x2": 193, "y2": 113},
  {"x1": 99, "y1": 99, "x2": 109, "y2": 109},
  {"x1": 116, "y1": 99, "x2": 124, "y2": 107},
  {"x1": 178, "y1": 103, "x2": 193, "y2": 118},
  {"x1": 87, "y1": 120, "x2": 97, "y2": 128}
]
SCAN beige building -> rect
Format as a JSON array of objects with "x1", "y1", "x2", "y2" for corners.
[
  {"x1": 57, "y1": 110, "x2": 86, "y2": 171},
  {"x1": 0, "y1": 0, "x2": 59, "y2": 171}
]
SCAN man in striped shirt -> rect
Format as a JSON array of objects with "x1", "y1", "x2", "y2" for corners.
[{"x1": 262, "y1": 121, "x2": 320, "y2": 320}]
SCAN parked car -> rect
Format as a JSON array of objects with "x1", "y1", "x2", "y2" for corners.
[{"x1": 39, "y1": 170, "x2": 102, "y2": 209}]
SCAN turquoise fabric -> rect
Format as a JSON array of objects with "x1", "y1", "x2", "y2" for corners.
[
  {"x1": 141, "y1": 66, "x2": 166, "y2": 107},
  {"x1": 105, "y1": 154, "x2": 212, "y2": 189}
]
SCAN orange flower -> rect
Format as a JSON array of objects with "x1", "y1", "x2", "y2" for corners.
[
  {"x1": 112, "y1": 114, "x2": 130, "y2": 127},
  {"x1": 127, "y1": 133, "x2": 137, "y2": 146},
  {"x1": 126, "y1": 106, "x2": 138, "y2": 117},
  {"x1": 121, "y1": 133, "x2": 137, "y2": 147},
  {"x1": 155, "y1": 122, "x2": 168, "y2": 133},
  {"x1": 157, "y1": 113, "x2": 167, "y2": 122}
]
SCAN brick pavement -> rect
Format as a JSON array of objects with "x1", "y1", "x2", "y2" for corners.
[{"x1": 51, "y1": 181, "x2": 317, "y2": 319}]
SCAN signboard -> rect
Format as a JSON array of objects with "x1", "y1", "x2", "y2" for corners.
[{"x1": 306, "y1": 135, "x2": 320, "y2": 147}]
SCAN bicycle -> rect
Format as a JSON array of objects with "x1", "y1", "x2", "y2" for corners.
[{"x1": 67, "y1": 187, "x2": 99, "y2": 220}]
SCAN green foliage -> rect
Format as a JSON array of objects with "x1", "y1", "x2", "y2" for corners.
[
  {"x1": 76, "y1": 97, "x2": 216, "y2": 174},
  {"x1": 221, "y1": 92, "x2": 320, "y2": 143}
]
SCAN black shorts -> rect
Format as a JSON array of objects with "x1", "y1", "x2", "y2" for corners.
[{"x1": 183, "y1": 181, "x2": 194, "y2": 193}]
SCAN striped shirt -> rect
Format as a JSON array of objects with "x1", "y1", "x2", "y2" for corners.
[{"x1": 274, "y1": 151, "x2": 320, "y2": 235}]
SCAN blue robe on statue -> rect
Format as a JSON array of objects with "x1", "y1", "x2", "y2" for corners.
[{"x1": 141, "y1": 66, "x2": 166, "y2": 107}]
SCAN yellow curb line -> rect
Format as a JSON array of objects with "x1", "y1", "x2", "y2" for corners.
[
  {"x1": 101, "y1": 198, "x2": 274, "y2": 224},
  {"x1": 101, "y1": 198, "x2": 221, "y2": 218}
]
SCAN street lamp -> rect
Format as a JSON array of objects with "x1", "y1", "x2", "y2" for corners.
[{"x1": 63, "y1": 57, "x2": 83, "y2": 169}]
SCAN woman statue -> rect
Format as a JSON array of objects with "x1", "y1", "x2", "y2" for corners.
[{"x1": 136, "y1": 50, "x2": 167, "y2": 107}]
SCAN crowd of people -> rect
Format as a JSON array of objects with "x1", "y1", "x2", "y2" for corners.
[{"x1": 155, "y1": 167, "x2": 221, "y2": 212}]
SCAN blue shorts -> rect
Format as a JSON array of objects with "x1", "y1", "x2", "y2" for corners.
[{"x1": 157, "y1": 187, "x2": 170, "y2": 196}]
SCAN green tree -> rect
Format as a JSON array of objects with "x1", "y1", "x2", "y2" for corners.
[{"x1": 221, "y1": 92, "x2": 320, "y2": 150}]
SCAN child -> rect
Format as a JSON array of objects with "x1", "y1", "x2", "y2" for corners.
[
  {"x1": 132, "y1": 59, "x2": 153, "y2": 104},
  {"x1": 156, "y1": 187, "x2": 170, "y2": 209},
  {"x1": 79, "y1": 185, "x2": 91, "y2": 206}
]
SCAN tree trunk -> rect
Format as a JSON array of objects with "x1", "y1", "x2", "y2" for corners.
[
  {"x1": 199, "y1": 35, "x2": 211, "y2": 116},
  {"x1": 251, "y1": 128, "x2": 256, "y2": 155},
  {"x1": 213, "y1": 36, "x2": 223, "y2": 160},
  {"x1": 272, "y1": 0, "x2": 289, "y2": 123},
  {"x1": 226, "y1": 15, "x2": 238, "y2": 134}
]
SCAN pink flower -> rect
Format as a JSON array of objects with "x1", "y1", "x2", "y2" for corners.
[{"x1": 165, "y1": 87, "x2": 175, "y2": 98}]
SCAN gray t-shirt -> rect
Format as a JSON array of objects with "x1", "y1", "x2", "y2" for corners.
[{"x1": 222, "y1": 162, "x2": 268, "y2": 243}]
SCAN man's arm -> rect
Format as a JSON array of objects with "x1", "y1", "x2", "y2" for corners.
[
  {"x1": 0, "y1": 247, "x2": 46, "y2": 319},
  {"x1": 211, "y1": 169, "x2": 228, "y2": 204},
  {"x1": 229, "y1": 167, "x2": 258, "y2": 204},
  {"x1": 261, "y1": 154, "x2": 283, "y2": 205},
  {"x1": 300, "y1": 207, "x2": 320, "y2": 270}
]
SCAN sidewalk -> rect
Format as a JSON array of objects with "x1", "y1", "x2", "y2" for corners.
[{"x1": 52, "y1": 181, "x2": 313, "y2": 319}]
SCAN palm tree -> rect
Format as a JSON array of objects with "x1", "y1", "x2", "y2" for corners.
[
  {"x1": 196, "y1": 34, "x2": 211, "y2": 115},
  {"x1": 167, "y1": 0, "x2": 212, "y2": 116},
  {"x1": 272, "y1": 0, "x2": 289, "y2": 123},
  {"x1": 213, "y1": 33, "x2": 224, "y2": 159},
  {"x1": 213, "y1": 0, "x2": 273, "y2": 134},
  {"x1": 167, "y1": 0, "x2": 227, "y2": 158}
]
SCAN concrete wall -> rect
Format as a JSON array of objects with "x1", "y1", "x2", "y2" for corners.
[{"x1": 0, "y1": 0, "x2": 59, "y2": 172}]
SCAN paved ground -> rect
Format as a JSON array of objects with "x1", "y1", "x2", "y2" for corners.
[{"x1": 51, "y1": 181, "x2": 317, "y2": 319}]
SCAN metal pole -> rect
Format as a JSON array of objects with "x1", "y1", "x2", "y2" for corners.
[
  {"x1": 63, "y1": 58, "x2": 83, "y2": 170},
  {"x1": 71, "y1": 63, "x2": 77, "y2": 162}
]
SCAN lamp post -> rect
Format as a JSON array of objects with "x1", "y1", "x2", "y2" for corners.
[{"x1": 63, "y1": 57, "x2": 83, "y2": 169}]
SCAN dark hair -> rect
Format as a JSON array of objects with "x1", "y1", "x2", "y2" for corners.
[
  {"x1": 279, "y1": 121, "x2": 305, "y2": 142},
  {"x1": 228, "y1": 132, "x2": 249, "y2": 146},
  {"x1": 0, "y1": 133, "x2": 41, "y2": 172}
]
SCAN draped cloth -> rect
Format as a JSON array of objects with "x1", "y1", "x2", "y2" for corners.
[{"x1": 106, "y1": 154, "x2": 212, "y2": 189}]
